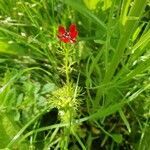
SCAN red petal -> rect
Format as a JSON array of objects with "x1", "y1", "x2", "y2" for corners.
[
  {"x1": 61, "y1": 38, "x2": 70, "y2": 43},
  {"x1": 70, "y1": 30, "x2": 78, "y2": 39},
  {"x1": 58, "y1": 26, "x2": 66, "y2": 35},
  {"x1": 69, "y1": 24, "x2": 77, "y2": 33},
  {"x1": 58, "y1": 36, "x2": 70, "y2": 43},
  {"x1": 69, "y1": 24, "x2": 78, "y2": 38}
]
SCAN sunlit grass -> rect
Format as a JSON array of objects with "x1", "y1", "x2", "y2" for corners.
[{"x1": 0, "y1": 0, "x2": 150, "y2": 149}]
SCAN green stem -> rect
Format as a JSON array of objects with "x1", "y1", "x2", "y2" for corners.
[{"x1": 65, "y1": 45, "x2": 70, "y2": 86}]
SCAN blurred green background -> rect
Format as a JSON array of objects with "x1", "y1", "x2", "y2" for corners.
[{"x1": 0, "y1": 0, "x2": 150, "y2": 149}]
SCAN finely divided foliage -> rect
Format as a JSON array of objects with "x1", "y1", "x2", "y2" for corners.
[{"x1": 0, "y1": 0, "x2": 150, "y2": 149}]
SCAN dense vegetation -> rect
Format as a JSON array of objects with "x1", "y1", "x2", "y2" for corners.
[{"x1": 0, "y1": 0, "x2": 150, "y2": 149}]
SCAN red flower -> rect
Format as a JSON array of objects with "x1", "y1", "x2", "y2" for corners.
[{"x1": 57, "y1": 24, "x2": 78, "y2": 43}]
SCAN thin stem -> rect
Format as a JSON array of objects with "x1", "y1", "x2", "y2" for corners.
[{"x1": 65, "y1": 45, "x2": 70, "y2": 86}]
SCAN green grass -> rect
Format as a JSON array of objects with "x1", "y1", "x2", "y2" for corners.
[{"x1": 0, "y1": 0, "x2": 150, "y2": 149}]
